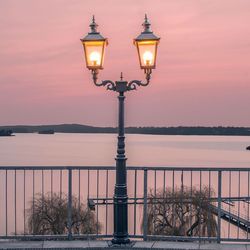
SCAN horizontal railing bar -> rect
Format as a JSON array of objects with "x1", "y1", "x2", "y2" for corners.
[
  {"x1": 0, "y1": 166, "x2": 115, "y2": 171},
  {"x1": 139, "y1": 167, "x2": 250, "y2": 171},
  {"x1": 0, "y1": 166, "x2": 249, "y2": 171},
  {"x1": 0, "y1": 234, "x2": 113, "y2": 240},
  {"x1": 147, "y1": 235, "x2": 250, "y2": 242},
  {"x1": 147, "y1": 235, "x2": 218, "y2": 241},
  {"x1": 219, "y1": 238, "x2": 250, "y2": 242},
  {"x1": 90, "y1": 196, "x2": 250, "y2": 202}
]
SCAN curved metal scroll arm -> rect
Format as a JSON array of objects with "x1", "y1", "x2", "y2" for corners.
[
  {"x1": 91, "y1": 69, "x2": 116, "y2": 91},
  {"x1": 127, "y1": 68, "x2": 152, "y2": 91}
]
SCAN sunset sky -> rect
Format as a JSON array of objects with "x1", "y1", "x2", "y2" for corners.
[{"x1": 0, "y1": 0, "x2": 250, "y2": 127}]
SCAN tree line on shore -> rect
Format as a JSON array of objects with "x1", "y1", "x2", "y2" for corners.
[{"x1": 0, "y1": 124, "x2": 250, "y2": 136}]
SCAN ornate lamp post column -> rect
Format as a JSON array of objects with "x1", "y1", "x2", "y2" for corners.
[{"x1": 81, "y1": 15, "x2": 160, "y2": 244}]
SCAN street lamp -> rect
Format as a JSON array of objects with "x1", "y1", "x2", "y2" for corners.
[
  {"x1": 81, "y1": 16, "x2": 107, "y2": 70},
  {"x1": 81, "y1": 14, "x2": 160, "y2": 244},
  {"x1": 134, "y1": 15, "x2": 160, "y2": 71}
]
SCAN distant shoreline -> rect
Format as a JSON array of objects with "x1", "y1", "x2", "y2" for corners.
[{"x1": 0, "y1": 124, "x2": 250, "y2": 136}]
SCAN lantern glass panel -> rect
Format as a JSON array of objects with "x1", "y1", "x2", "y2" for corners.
[
  {"x1": 137, "y1": 40, "x2": 157, "y2": 69},
  {"x1": 83, "y1": 41, "x2": 106, "y2": 69}
]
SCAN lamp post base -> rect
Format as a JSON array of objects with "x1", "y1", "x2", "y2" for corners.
[{"x1": 111, "y1": 237, "x2": 130, "y2": 245}]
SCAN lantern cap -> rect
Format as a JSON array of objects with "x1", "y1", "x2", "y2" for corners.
[
  {"x1": 134, "y1": 14, "x2": 160, "y2": 42},
  {"x1": 81, "y1": 15, "x2": 107, "y2": 42}
]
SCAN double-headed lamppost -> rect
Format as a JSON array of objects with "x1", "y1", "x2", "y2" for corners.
[{"x1": 81, "y1": 15, "x2": 160, "y2": 244}]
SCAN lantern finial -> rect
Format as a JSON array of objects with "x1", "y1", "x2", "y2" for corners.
[
  {"x1": 90, "y1": 15, "x2": 98, "y2": 33},
  {"x1": 142, "y1": 14, "x2": 151, "y2": 33}
]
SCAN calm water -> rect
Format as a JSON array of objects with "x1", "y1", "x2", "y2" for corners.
[
  {"x1": 0, "y1": 133, "x2": 249, "y2": 238},
  {"x1": 0, "y1": 133, "x2": 249, "y2": 167}
]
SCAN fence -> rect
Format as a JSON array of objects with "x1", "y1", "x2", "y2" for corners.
[{"x1": 0, "y1": 166, "x2": 249, "y2": 242}]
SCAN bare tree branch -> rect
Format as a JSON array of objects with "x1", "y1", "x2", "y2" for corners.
[
  {"x1": 143, "y1": 186, "x2": 218, "y2": 237},
  {"x1": 26, "y1": 192, "x2": 101, "y2": 235}
]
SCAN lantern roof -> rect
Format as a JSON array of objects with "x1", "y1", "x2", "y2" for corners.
[
  {"x1": 134, "y1": 14, "x2": 160, "y2": 42},
  {"x1": 81, "y1": 16, "x2": 107, "y2": 42}
]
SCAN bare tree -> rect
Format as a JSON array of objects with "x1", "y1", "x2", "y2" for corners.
[
  {"x1": 144, "y1": 186, "x2": 217, "y2": 237},
  {"x1": 27, "y1": 192, "x2": 101, "y2": 235}
]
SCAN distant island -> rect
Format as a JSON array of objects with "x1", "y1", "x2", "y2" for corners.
[
  {"x1": 0, "y1": 129, "x2": 14, "y2": 136},
  {"x1": 0, "y1": 124, "x2": 250, "y2": 136},
  {"x1": 38, "y1": 129, "x2": 55, "y2": 134}
]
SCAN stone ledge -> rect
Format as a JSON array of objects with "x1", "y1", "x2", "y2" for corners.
[{"x1": 0, "y1": 240, "x2": 249, "y2": 250}]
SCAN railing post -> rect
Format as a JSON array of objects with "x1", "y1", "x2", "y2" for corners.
[
  {"x1": 68, "y1": 168, "x2": 72, "y2": 240},
  {"x1": 217, "y1": 170, "x2": 222, "y2": 243},
  {"x1": 143, "y1": 169, "x2": 148, "y2": 241}
]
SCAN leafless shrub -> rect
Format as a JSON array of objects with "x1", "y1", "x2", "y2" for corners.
[
  {"x1": 144, "y1": 186, "x2": 217, "y2": 237},
  {"x1": 27, "y1": 192, "x2": 101, "y2": 235}
]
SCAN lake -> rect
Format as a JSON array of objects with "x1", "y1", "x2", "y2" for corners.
[
  {"x1": 0, "y1": 133, "x2": 249, "y2": 167},
  {"x1": 0, "y1": 133, "x2": 249, "y2": 239}
]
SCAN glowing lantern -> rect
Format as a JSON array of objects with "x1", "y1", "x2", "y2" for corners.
[
  {"x1": 134, "y1": 15, "x2": 160, "y2": 70},
  {"x1": 81, "y1": 16, "x2": 108, "y2": 70}
]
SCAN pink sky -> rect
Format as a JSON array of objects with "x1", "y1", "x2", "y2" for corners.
[{"x1": 0, "y1": 0, "x2": 250, "y2": 127}]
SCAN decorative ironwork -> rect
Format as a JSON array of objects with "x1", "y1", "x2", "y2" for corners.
[
  {"x1": 91, "y1": 69, "x2": 116, "y2": 91},
  {"x1": 91, "y1": 69, "x2": 152, "y2": 93},
  {"x1": 127, "y1": 69, "x2": 152, "y2": 91}
]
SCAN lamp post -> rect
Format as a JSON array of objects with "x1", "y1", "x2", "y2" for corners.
[{"x1": 81, "y1": 15, "x2": 160, "y2": 244}]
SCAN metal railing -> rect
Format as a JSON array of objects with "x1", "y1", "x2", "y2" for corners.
[{"x1": 0, "y1": 166, "x2": 249, "y2": 242}]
